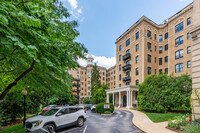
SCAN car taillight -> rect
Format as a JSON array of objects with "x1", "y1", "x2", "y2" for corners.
[{"x1": 84, "y1": 110, "x2": 86, "y2": 113}]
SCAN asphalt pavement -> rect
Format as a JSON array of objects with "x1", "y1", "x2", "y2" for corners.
[{"x1": 57, "y1": 109, "x2": 142, "y2": 133}]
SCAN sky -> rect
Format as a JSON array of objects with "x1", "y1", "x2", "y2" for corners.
[{"x1": 61, "y1": 0, "x2": 193, "y2": 69}]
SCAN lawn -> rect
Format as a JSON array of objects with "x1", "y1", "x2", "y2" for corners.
[
  {"x1": 0, "y1": 123, "x2": 25, "y2": 133},
  {"x1": 142, "y1": 111, "x2": 190, "y2": 122}
]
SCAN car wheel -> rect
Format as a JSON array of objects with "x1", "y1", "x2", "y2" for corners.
[
  {"x1": 77, "y1": 117, "x2": 84, "y2": 127},
  {"x1": 44, "y1": 123, "x2": 55, "y2": 132}
]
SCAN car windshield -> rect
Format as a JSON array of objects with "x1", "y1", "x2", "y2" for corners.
[{"x1": 41, "y1": 109, "x2": 59, "y2": 116}]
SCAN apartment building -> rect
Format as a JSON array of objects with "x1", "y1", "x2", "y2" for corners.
[
  {"x1": 106, "y1": 2, "x2": 194, "y2": 109},
  {"x1": 69, "y1": 55, "x2": 116, "y2": 103}
]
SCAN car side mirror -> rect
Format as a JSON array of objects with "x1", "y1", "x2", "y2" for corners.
[{"x1": 56, "y1": 113, "x2": 62, "y2": 116}]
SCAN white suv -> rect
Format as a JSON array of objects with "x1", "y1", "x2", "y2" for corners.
[{"x1": 25, "y1": 106, "x2": 87, "y2": 132}]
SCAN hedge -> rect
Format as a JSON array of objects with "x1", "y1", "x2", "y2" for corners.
[
  {"x1": 96, "y1": 103, "x2": 114, "y2": 114},
  {"x1": 137, "y1": 74, "x2": 192, "y2": 113}
]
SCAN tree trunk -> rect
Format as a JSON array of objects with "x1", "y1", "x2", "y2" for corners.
[{"x1": 0, "y1": 61, "x2": 36, "y2": 100}]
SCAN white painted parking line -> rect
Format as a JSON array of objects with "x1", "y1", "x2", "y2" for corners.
[{"x1": 83, "y1": 125, "x2": 87, "y2": 133}]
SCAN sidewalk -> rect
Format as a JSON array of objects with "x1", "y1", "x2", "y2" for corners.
[{"x1": 116, "y1": 108, "x2": 175, "y2": 133}]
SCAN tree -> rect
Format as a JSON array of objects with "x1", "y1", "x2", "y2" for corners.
[
  {"x1": 83, "y1": 97, "x2": 92, "y2": 104},
  {"x1": 137, "y1": 73, "x2": 192, "y2": 112},
  {"x1": 93, "y1": 84, "x2": 109, "y2": 104},
  {"x1": 0, "y1": 0, "x2": 87, "y2": 99},
  {"x1": 91, "y1": 64, "x2": 101, "y2": 96}
]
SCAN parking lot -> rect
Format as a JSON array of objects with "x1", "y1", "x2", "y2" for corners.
[{"x1": 57, "y1": 109, "x2": 142, "y2": 133}]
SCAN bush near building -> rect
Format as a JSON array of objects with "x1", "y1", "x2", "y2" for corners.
[
  {"x1": 137, "y1": 73, "x2": 192, "y2": 113},
  {"x1": 95, "y1": 103, "x2": 114, "y2": 114},
  {"x1": 83, "y1": 97, "x2": 92, "y2": 104}
]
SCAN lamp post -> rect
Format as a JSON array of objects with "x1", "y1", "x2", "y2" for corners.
[{"x1": 21, "y1": 88, "x2": 27, "y2": 127}]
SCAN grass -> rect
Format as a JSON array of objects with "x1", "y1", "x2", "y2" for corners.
[
  {"x1": 141, "y1": 111, "x2": 190, "y2": 122},
  {"x1": 0, "y1": 123, "x2": 25, "y2": 133}
]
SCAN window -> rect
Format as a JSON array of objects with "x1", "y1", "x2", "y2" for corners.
[
  {"x1": 136, "y1": 80, "x2": 139, "y2": 86},
  {"x1": 136, "y1": 56, "x2": 139, "y2": 64},
  {"x1": 136, "y1": 44, "x2": 139, "y2": 52},
  {"x1": 159, "y1": 69, "x2": 162, "y2": 74},
  {"x1": 126, "y1": 49, "x2": 130, "y2": 54},
  {"x1": 147, "y1": 67, "x2": 151, "y2": 75},
  {"x1": 175, "y1": 49, "x2": 183, "y2": 59},
  {"x1": 103, "y1": 77, "x2": 105, "y2": 80},
  {"x1": 148, "y1": 54, "x2": 151, "y2": 63},
  {"x1": 77, "y1": 75, "x2": 79, "y2": 79},
  {"x1": 159, "y1": 46, "x2": 163, "y2": 54},
  {"x1": 165, "y1": 56, "x2": 168, "y2": 63},
  {"x1": 119, "y1": 84, "x2": 121, "y2": 87},
  {"x1": 155, "y1": 34, "x2": 157, "y2": 40},
  {"x1": 126, "y1": 60, "x2": 130, "y2": 65},
  {"x1": 165, "y1": 44, "x2": 168, "y2": 51},
  {"x1": 126, "y1": 71, "x2": 130, "y2": 77},
  {"x1": 147, "y1": 42, "x2": 152, "y2": 51},
  {"x1": 136, "y1": 68, "x2": 139, "y2": 76},
  {"x1": 159, "y1": 35, "x2": 163, "y2": 42},
  {"x1": 103, "y1": 72, "x2": 105, "y2": 75},
  {"x1": 119, "y1": 74, "x2": 121, "y2": 81},
  {"x1": 126, "y1": 38, "x2": 130, "y2": 46},
  {"x1": 187, "y1": 32, "x2": 191, "y2": 40},
  {"x1": 165, "y1": 68, "x2": 168, "y2": 74},
  {"x1": 187, "y1": 46, "x2": 191, "y2": 54},
  {"x1": 164, "y1": 32, "x2": 168, "y2": 39},
  {"x1": 187, "y1": 60, "x2": 191, "y2": 68},
  {"x1": 175, "y1": 36, "x2": 183, "y2": 46},
  {"x1": 175, "y1": 63, "x2": 183, "y2": 73},
  {"x1": 119, "y1": 65, "x2": 121, "y2": 71},
  {"x1": 175, "y1": 22, "x2": 184, "y2": 33},
  {"x1": 159, "y1": 58, "x2": 162, "y2": 65},
  {"x1": 136, "y1": 32, "x2": 139, "y2": 40},
  {"x1": 187, "y1": 17, "x2": 191, "y2": 26},
  {"x1": 147, "y1": 30, "x2": 151, "y2": 37},
  {"x1": 155, "y1": 57, "x2": 156, "y2": 63},
  {"x1": 126, "y1": 82, "x2": 130, "y2": 85},
  {"x1": 119, "y1": 45, "x2": 122, "y2": 51},
  {"x1": 77, "y1": 70, "x2": 79, "y2": 74},
  {"x1": 155, "y1": 46, "x2": 156, "y2": 51},
  {"x1": 119, "y1": 55, "x2": 121, "y2": 61},
  {"x1": 155, "y1": 69, "x2": 156, "y2": 74}
]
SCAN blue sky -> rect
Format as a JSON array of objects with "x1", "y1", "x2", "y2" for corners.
[{"x1": 61, "y1": 0, "x2": 193, "y2": 68}]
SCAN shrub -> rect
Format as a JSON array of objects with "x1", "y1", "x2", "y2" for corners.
[
  {"x1": 104, "y1": 111, "x2": 111, "y2": 114},
  {"x1": 96, "y1": 103, "x2": 114, "y2": 114},
  {"x1": 83, "y1": 97, "x2": 92, "y2": 104},
  {"x1": 184, "y1": 124, "x2": 200, "y2": 133},
  {"x1": 138, "y1": 74, "x2": 192, "y2": 112},
  {"x1": 168, "y1": 114, "x2": 191, "y2": 130}
]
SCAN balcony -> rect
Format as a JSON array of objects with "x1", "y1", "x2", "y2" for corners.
[
  {"x1": 123, "y1": 53, "x2": 131, "y2": 61},
  {"x1": 123, "y1": 64, "x2": 131, "y2": 71},
  {"x1": 73, "y1": 83, "x2": 80, "y2": 87},
  {"x1": 123, "y1": 76, "x2": 131, "y2": 82}
]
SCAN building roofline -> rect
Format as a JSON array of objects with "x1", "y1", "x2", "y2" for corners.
[{"x1": 115, "y1": 2, "x2": 193, "y2": 43}]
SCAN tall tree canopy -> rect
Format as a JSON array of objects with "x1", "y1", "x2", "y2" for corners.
[
  {"x1": 91, "y1": 64, "x2": 101, "y2": 96},
  {"x1": 0, "y1": 0, "x2": 87, "y2": 99}
]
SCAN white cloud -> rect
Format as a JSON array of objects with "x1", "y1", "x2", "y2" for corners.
[
  {"x1": 77, "y1": 9, "x2": 82, "y2": 14},
  {"x1": 77, "y1": 54, "x2": 116, "y2": 69},
  {"x1": 67, "y1": 0, "x2": 78, "y2": 9}
]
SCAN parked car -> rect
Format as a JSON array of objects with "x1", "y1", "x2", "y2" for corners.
[
  {"x1": 91, "y1": 105, "x2": 96, "y2": 112},
  {"x1": 25, "y1": 106, "x2": 87, "y2": 132},
  {"x1": 85, "y1": 104, "x2": 93, "y2": 110}
]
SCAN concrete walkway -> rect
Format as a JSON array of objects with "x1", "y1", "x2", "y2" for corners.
[{"x1": 116, "y1": 108, "x2": 175, "y2": 133}]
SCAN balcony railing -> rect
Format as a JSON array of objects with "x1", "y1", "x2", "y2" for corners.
[
  {"x1": 72, "y1": 83, "x2": 80, "y2": 87},
  {"x1": 123, "y1": 76, "x2": 131, "y2": 82},
  {"x1": 123, "y1": 53, "x2": 131, "y2": 61},
  {"x1": 123, "y1": 64, "x2": 131, "y2": 71}
]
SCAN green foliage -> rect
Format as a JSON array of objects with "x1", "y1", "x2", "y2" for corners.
[
  {"x1": 0, "y1": 123, "x2": 25, "y2": 133},
  {"x1": 138, "y1": 73, "x2": 192, "y2": 112},
  {"x1": 83, "y1": 97, "x2": 92, "y2": 104},
  {"x1": 95, "y1": 103, "x2": 114, "y2": 114},
  {"x1": 0, "y1": 0, "x2": 87, "y2": 99},
  {"x1": 91, "y1": 64, "x2": 102, "y2": 96},
  {"x1": 184, "y1": 124, "x2": 200, "y2": 133},
  {"x1": 168, "y1": 114, "x2": 191, "y2": 130},
  {"x1": 93, "y1": 84, "x2": 109, "y2": 104},
  {"x1": 104, "y1": 111, "x2": 111, "y2": 114}
]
